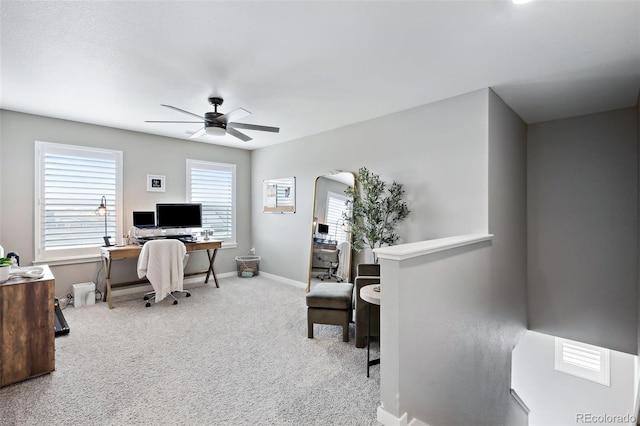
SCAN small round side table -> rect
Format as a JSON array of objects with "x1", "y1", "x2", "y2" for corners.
[{"x1": 360, "y1": 284, "x2": 381, "y2": 377}]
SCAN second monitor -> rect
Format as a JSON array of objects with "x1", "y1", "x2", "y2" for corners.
[{"x1": 133, "y1": 211, "x2": 155, "y2": 228}]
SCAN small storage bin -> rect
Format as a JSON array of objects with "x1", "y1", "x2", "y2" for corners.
[{"x1": 235, "y1": 256, "x2": 261, "y2": 278}]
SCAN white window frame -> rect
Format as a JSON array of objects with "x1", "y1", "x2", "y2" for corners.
[
  {"x1": 554, "y1": 337, "x2": 610, "y2": 386},
  {"x1": 186, "y1": 159, "x2": 236, "y2": 247},
  {"x1": 34, "y1": 141, "x2": 123, "y2": 263}
]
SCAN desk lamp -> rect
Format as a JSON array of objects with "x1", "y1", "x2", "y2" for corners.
[{"x1": 96, "y1": 196, "x2": 112, "y2": 247}]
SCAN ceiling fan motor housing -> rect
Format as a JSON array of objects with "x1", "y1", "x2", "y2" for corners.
[{"x1": 204, "y1": 111, "x2": 225, "y2": 129}]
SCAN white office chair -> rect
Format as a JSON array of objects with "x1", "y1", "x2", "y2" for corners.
[
  {"x1": 314, "y1": 248, "x2": 341, "y2": 282},
  {"x1": 136, "y1": 239, "x2": 190, "y2": 307}
]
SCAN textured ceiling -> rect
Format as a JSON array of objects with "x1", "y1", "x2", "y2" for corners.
[{"x1": 1, "y1": 1, "x2": 639, "y2": 150}]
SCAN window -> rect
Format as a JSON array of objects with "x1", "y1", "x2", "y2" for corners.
[
  {"x1": 554, "y1": 337, "x2": 610, "y2": 386},
  {"x1": 35, "y1": 142, "x2": 123, "y2": 262},
  {"x1": 326, "y1": 191, "x2": 349, "y2": 243},
  {"x1": 186, "y1": 159, "x2": 236, "y2": 245}
]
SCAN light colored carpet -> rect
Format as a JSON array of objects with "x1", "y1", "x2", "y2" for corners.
[{"x1": 0, "y1": 275, "x2": 380, "y2": 425}]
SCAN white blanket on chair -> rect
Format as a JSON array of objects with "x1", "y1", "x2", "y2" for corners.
[
  {"x1": 336, "y1": 242, "x2": 351, "y2": 281},
  {"x1": 137, "y1": 240, "x2": 187, "y2": 303}
]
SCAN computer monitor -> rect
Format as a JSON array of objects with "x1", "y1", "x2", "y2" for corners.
[
  {"x1": 132, "y1": 211, "x2": 155, "y2": 228},
  {"x1": 317, "y1": 223, "x2": 329, "y2": 235},
  {"x1": 156, "y1": 203, "x2": 202, "y2": 229}
]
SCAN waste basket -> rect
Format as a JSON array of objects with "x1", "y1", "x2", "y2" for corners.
[{"x1": 235, "y1": 256, "x2": 261, "y2": 277}]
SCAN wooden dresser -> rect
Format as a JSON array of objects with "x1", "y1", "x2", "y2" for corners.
[{"x1": 0, "y1": 265, "x2": 55, "y2": 387}]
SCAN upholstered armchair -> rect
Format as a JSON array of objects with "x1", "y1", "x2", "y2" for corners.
[{"x1": 353, "y1": 263, "x2": 380, "y2": 348}]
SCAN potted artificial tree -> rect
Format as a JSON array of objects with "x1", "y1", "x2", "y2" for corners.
[
  {"x1": 344, "y1": 166, "x2": 410, "y2": 263},
  {"x1": 345, "y1": 167, "x2": 409, "y2": 348}
]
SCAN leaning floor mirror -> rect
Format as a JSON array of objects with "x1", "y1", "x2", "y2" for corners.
[{"x1": 307, "y1": 171, "x2": 355, "y2": 292}]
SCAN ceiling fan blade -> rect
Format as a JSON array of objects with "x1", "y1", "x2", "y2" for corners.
[
  {"x1": 227, "y1": 122, "x2": 280, "y2": 133},
  {"x1": 226, "y1": 127, "x2": 253, "y2": 142},
  {"x1": 145, "y1": 120, "x2": 203, "y2": 123},
  {"x1": 218, "y1": 107, "x2": 251, "y2": 123},
  {"x1": 160, "y1": 104, "x2": 206, "y2": 121},
  {"x1": 188, "y1": 127, "x2": 206, "y2": 139}
]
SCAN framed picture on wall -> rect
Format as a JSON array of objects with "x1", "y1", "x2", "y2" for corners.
[
  {"x1": 147, "y1": 174, "x2": 166, "y2": 192},
  {"x1": 263, "y1": 177, "x2": 295, "y2": 213}
]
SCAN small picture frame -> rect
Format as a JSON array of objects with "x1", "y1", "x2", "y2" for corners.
[{"x1": 147, "y1": 175, "x2": 166, "y2": 192}]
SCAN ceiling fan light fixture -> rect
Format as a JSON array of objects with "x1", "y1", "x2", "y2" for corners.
[{"x1": 205, "y1": 125, "x2": 226, "y2": 136}]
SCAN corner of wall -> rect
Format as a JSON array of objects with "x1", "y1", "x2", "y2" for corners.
[{"x1": 637, "y1": 89, "x2": 640, "y2": 357}]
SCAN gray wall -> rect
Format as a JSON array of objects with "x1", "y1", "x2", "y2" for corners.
[
  {"x1": 527, "y1": 107, "x2": 639, "y2": 355},
  {"x1": 380, "y1": 90, "x2": 527, "y2": 425},
  {"x1": 381, "y1": 241, "x2": 528, "y2": 426},
  {"x1": 637, "y1": 92, "x2": 640, "y2": 418},
  {"x1": 251, "y1": 89, "x2": 490, "y2": 284},
  {"x1": 487, "y1": 89, "x2": 529, "y2": 424},
  {"x1": 0, "y1": 110, "x2": 252, "y2": 297},
  {"x1": 253, "y1": 88, "x2": 528, "y2": 425},
  {"x1": 488, "y1": 89, "x2": 529, "y2": 343}
]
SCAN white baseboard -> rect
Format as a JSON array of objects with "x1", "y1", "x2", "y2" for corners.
[
  {"x1": 216, "y1": 271, "x2": 236, "y2": 279},
  {"x1": 110, "y1": 271, "x2": 306, "y2": 299},
  {"x1": 377, "y1": 406, "x2": 408, "y2": 426},
  {"x1": 510, "y1": 388, "x2": 530, "y2": 414},
  {"x1": 110, "y1": 283, "x2": 153, "y2": 297},
  {"x1": 377, "y1": 407, "x2": 430, "y2": 426},
  {"x1": 259, "y1": 272, "x2": 307, "y2": 289}
]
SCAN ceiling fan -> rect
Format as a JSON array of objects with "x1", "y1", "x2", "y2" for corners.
[{"x1": 145, "y1": 97, "x2": 279, "y2": 142}]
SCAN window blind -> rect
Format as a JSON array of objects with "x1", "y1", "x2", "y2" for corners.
[
  {"x1": 326, "y1": 191, "x2": 349, "y2": 243},
  {"x1": 35, "y1": 141, "x2": 123, "y2": 261},
  {"x1": 187, "y1": 159, "x2": 236, "y2": 242}
]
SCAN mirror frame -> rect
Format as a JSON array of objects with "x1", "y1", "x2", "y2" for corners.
[{"x1": 307, "y1": 171, "x2": 356, "y2": 292}]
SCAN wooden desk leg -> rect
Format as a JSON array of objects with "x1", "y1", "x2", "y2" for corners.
[
  {"x1": 204, "y1": 248, "x2": 219, "y2": 288},
  {"x1": 103, "y1": 257, "x2": 114, "y2": 309}
]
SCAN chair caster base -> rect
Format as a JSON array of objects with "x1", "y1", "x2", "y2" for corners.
[{"x1": 145, "y1": 302, "x2": 151, "y2": 307}]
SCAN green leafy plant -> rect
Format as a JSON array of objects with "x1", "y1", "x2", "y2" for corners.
[
  {"x1": 0, "y1": 258, "x2": 12, "y2": 266},
  {"x1": 344, "y1": 167, "x2": 410, "y2": 260}
]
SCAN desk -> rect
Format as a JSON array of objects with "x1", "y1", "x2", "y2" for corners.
[
  {"x1": 313, "y1": 237, "x2": 337, "y2": 251},
  {"x1": 101, "y1": 240, "x2": 222, "y2": 309},
  {"x1": 313, "y1": 242, "x2": 337, "y2": 251},
  {"x1": 360, "y1": 284, "x2": 381, "y2": 378},
  {"x1": 0, "y1": 265, "x2": 55, "y2": 387}
]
